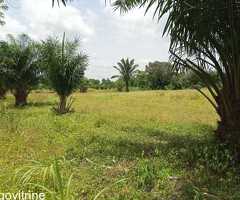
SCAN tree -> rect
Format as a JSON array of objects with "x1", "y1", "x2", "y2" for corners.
[
  {"x1": 112, "y1": 58, "x2": 138, "y2": 92},
  {"x1": 0, "y1": 0, "x2": 7, "y2": 25},
  {"x1": 88, "y1": 79, "x2": 101, "y2": 89},
  {"x1": 0, "y1": 79, "x2": 7, "y2": 99},
  {"x1": 132, "y1": 70, "x2": 149, "y2": 89},
  {"x1": 79, "y1": 77, "x2": 88, "y2": 93},
  {"x1": 0, "y1": 60, "x2": 7, "y2": 99},
  {"x1": 145, "y1": 61, "x2": 173, "y2": 90},
  {"x1": 0, "y1": 34, "x2": 41, "y2": 106},
  {"x1": 113, "y1": 0, "x2": 240, "y2": 158},
  {"x1": 41, "y1": 33, "x2": 88, "y2": 114},
  {"x1": 101, "y1": 78, "x2": 115, "y2": 90}
]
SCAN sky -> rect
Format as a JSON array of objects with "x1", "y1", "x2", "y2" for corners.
[{"x1": 1, "y1": 0, "x2": 170, "y2": 79}]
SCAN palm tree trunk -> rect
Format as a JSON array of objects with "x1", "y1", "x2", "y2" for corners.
[
  {"x1": 14, "y1": 88, "x2": 28, "y2": 106},
  {"x1": 0, "y1": 87, "x2": 6, "y2": 99},
  {"x1": 125, "y1": 80, "x2": 129, "y2": 92},
  {"x1": 59, "y1": 95, "x2": 67, "y2": 114},
  {"x1": 215, "y1": 90, "x2": 240, "y2": 161}
]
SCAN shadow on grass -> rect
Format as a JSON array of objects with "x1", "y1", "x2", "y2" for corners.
[
  {"x1": 27, "y1": 101, "x2": 55, "y2": 108},
  {"x1": 2, "y1": 101, "x2": 55, "y2": 110},
  {"x1": 65, "y1": 124, "x2": 240, "y2": 199},
  {"x1": 66, "y1": 124, "x2": 213, "y2": 162}
]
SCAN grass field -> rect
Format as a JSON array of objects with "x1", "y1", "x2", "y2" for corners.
[{"x1": 0, "y1": 90, "x2": 239, "y2": 199}]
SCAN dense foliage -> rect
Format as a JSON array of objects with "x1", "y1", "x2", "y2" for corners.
[{"x1": 145, "y1": 62, "x2": 173, "y2": 90}]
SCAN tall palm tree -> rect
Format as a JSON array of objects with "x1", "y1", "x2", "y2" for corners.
[
  {"x1": 41, "y1": 33, "x2": 88, "y2": 114},
  {"x1": 0, "y1": 34, "x2": 41, "y2": 106},
  {"x1": 112, "y1": 58, "x2": 138, "y2": 92},
  {"x1": 112, "y1": 0, "x2": 240, "y2": 158},
  {"x1": 0, "y1": 0, "x2": 7, "y2": 25}
]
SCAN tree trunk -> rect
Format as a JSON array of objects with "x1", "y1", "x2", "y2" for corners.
[
  {"x1": 0, "y1": 88, "x2": 7, "y2": 99},
  {"x1": 59, "y1": 95, "x2": 67, "y2": 114},
  {"x1": 215, "y1": 91, "x2": 240, "y2": 161},
  {"x1": 14, "y1": 89, "x2": 28, "y2": 107},
  {"x1": 125, "y1": 80, "x2": 129, "y2": 92}
]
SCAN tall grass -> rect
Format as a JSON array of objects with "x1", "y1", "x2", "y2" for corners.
[{"x1": 15, "y1": 158, "x2": 74, "y2": 200}]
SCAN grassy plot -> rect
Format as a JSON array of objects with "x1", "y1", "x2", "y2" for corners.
[{"x1": 0, "y1": 90, "x2": 239, "y2": 199}]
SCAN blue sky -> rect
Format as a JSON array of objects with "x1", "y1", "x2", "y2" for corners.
[{"x1": 1, "y1": 0, "x2": 170, "y2": 79}]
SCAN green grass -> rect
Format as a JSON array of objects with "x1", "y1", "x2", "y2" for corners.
[{"x1": 0, "y1": 90, "x2": 240, "y2": 199}]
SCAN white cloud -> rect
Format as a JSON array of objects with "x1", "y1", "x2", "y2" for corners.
[
  {"x1": 0, "y1": 16, "x2": 27, "y2": 38},
  {"x1": 0, "y1": 0, "x2": 95, "y2": 40}
]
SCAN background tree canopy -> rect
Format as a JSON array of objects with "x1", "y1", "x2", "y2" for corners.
[{"x1": 145, "y1": 61, "x2": 173, "y2": 90}]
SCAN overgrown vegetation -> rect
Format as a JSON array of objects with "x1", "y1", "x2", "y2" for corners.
[{"x1": 0, "y1": 90, "x2": 239, "y2": 199}]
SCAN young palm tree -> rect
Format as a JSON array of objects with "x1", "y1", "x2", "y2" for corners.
[
  {"x1": 112, "y1": 58, "x2": 138, "y2": 92},
  {"x1": 0, "y1": 34, "x2": 41, "y2": 106},
  {"x1": 41, "y1": 33, "x2": 88, "y2": 114},
  {"x1": 112, "y1": 0, "x2": 240, "y2": 159},
  {"x1": 15, "y1": 158, "x2": 75, "y2": 200}
]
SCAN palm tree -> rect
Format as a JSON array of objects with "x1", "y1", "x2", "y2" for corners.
[
  {"x1": 41, "y1": 33, "x2": 88, "y2": 114},
  {"x1": 0, "y1": 74, "x2": 7, "y2": 99},
  {"x1": 0, "y1": 34, "x2": 41, "y2": 106},
  {"x1": 0, "y1": 0, "x2": 7, "y2": 25},
  {"x1": 112, "y1": 0, "x2": 240, "y2": 158},
  {"x1": 112, "y1": 58, "x2": 138, "y2": 92}
]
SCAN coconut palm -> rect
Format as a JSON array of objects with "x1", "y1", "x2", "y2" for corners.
[
  {"x1": 112, "y1": 0, "x2": 240, "y2": 158},
  {"x1": 0, "y1": 34, "x2": 41, "y2": 106},
  {"x1": 41, "y1": 33, "x2": 88, "y2": 114},
  {"x1": 112, "y1": 58, "x2": 138, "y2": 92}
]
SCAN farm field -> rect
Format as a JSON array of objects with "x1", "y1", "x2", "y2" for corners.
[{"x1": 0, "y1": 90, "x2": 239, "y2": 199}]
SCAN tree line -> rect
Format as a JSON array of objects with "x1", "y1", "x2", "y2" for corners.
[
  {"x1": 0, "y1": 33, "x2": 214, "y2": 111},
  {"x1": 77, "y1": 61, "x2": 219, "y2": 92}
]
